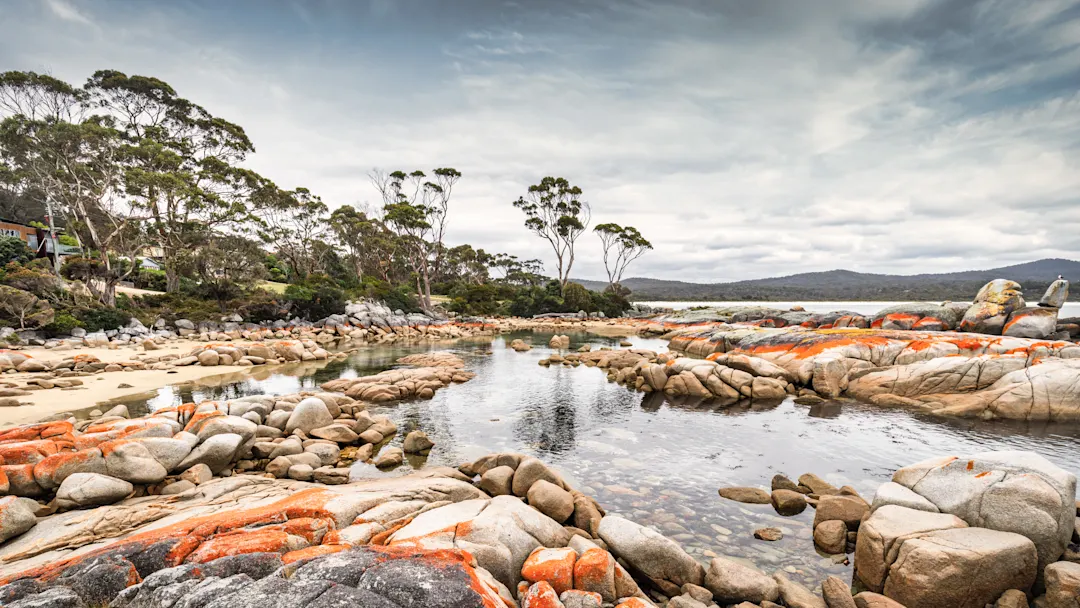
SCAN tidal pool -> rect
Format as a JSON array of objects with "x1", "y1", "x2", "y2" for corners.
[{"x1": 116, "y1": 331, "x2": 1080, "y2": 587}]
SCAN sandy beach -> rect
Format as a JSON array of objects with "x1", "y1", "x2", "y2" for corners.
[{"x1": 0, "y1": 340, "x2": 259, "y2": 427}]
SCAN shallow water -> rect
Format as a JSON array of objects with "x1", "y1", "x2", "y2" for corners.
[{"x1": 116, "y1": 332, "x2": 1080, "y2": 587}]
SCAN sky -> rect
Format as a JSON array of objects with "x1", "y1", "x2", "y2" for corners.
[{"x1": 3, "y1": 0, "x2": 1080, "y2": 283}]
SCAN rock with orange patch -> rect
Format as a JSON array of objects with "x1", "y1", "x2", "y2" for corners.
[
  {"x1": 184, "y1": 528, "x2": 310, "y2": 563},
  {"x1": 521, "y1": 546, "x2": 577, "y2": 595},
  {"x1": 0, "y1": 441, "x2": 59, "y2": 466},
  {"x1": 891, "y1": 450, "x2": 1076, "y2": 571},
  {"x1": 573, "y1": 547, "x2": 616, "y2": 602},
  {"x1": 522, "y1": 580, "x2": 566, "y2": 608},
  {"x1": 614, "y1": 598, "x2": 657, "y2": 608},
  {"x1": 1003, "y1": 306, "x2": 1058, "y2": 339},
  {"x1": 32, "y1": 448, "x2": 107, "y2": 491}
]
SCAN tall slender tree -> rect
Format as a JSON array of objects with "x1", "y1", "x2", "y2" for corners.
[
  {"x1": 370, "y1": 168, "x2": 461, "y2": 311},
  {"x1": 594, "y1": 223, "x2": 652, "y2": 292},
  {"x1": 512, "y1": 176, "x2": 590, "y2": 295}
]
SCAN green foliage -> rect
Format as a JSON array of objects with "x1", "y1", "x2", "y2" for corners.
[
  {"x1": 76, "y1": 307, "x2": 131, "y2": 332},
  {"x1": 512, "y1": 177, "x2": 590, "y2": 294},
  {"x1": 0, "y1": 237, "x2": 32, "y2": 265},
  {"x1": 508, "y1": 281, "x2": 566, "y2": 318},
  {"x1": 1, "y1": 260, "x2": 61, "y2": 299},
  {"x1": 42, "y1": 313, "x2": 83, "y2": 336},
  {"x1": 285, "y1": 274, "x2": 346, "y2": 320},
  {"x1": 562, "y1": 282, "x2": 593, "y2": 312},
  {"x1": 57, "y1": 234, "x2": 79, "y2": 247},
  {"x1": 447, "y1": 282, "x2": 512, "y2": 316},
  {"x1": 134, "y1": 268, "x2": 167, "y2": 291},
  {"x1": 0, "y1": 285, "x2": 54, "y2": 328}
]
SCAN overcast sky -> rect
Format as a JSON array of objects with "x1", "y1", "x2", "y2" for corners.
[{"x1": 4, "y1": 0, "x2": 1080, "y2": 282}]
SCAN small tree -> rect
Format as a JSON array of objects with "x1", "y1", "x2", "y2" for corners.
[
  {"x1": 0, "y1": 285, "x2": 54, "y2": 328},
  {"x1": 512, "y1": 177, "x2": 589, "y2": 295},
  {"x1": 594, "y1": 223, "x2": 652, "y2": 292}
]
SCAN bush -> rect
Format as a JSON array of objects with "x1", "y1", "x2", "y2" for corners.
[
  {"x1": 355, "y1": 277, "x2": 421, "y2": 313},
  {"x1": 508, "y1": 282, "x2": 565, "y2": 317},
  {"x1": 0, "y1": 237, "x2": 33, "y2": 266},
  {"x1": 238, "y1": 291, "x2": 290, "y2": 323},
  {"x1": 42, "y1": 313, "x2": 83, "y2": 336},
  {"x1": 447, "y1": 283, "x2": 509, "y2": 316},
  {"x1": 0, "y1": 285, "x2": 54, "y2": 328},
  {"x1": 285, "y1": 275, "x2": 346, "y2": 320},
  {"x1": 76, "y1": 307, "x2": 132, "y2": 332},
  {"x1": 134, "y1": 268, "x2": 167, "y2": 291},
  {"x1": 562, "y1": 282, "x2": 593, "y2": 313}
]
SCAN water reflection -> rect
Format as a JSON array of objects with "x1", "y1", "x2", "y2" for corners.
[{"x1": 115, "y1": 330, "x2": 1080, "y2": 587}]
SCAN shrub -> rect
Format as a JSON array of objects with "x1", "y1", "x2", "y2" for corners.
[
  {"x1": 76, "y1": 307, "x2": 132, "y2": 332},
  {"x1": 0, "y1": 285, "x2": 54, "y2": 328},
  {"x1": 285, "y1": 275, "x2": 346, "y2": 320},
  {"x1": 0, "y1": 237, "x2": 33, "y2": 266},
  {"x1": 134, "y1": 268, "x2": 167, "y2": 291},
  {"x1": 42, "y1": 313, "x2": 83, "y2": 336}
]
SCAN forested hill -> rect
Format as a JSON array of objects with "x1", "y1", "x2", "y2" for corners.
[{"x1": 574, "y1": 258, "x2": 1080, "y2": 302}]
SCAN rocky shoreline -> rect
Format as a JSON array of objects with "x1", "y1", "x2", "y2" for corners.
[{"x1": 0, "y1": 279, "x2": 1077, "y2": 606}]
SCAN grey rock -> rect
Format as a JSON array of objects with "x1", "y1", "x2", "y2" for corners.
[
  {"x1": 173, "y1": 433, "x2": 243, "y2": 474},
  {"x1": 704, "y1": 556, "x2": 779, "y2": 604},
  {"x1": 526, "y1": 479, "x2": 574, "y2": 523},
  {"x1": 56, "y1": 473, "x2": 133, "y2": 509},
  {"x1": 773, "y1": 572, "x2": 826, "y2": 608},
  {"x1": 0, "y1": 496, "x2": 38, "y2": 542},
  {"x1": 285, "y1": 398, "x2": 335, "y2": 435},
  {"x1": 598, "y1": 515, "x2": 705, "y2": 594}
]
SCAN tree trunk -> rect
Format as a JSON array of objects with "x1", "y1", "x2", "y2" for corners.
[{"x1": 102, "y1": 279, "x2": 117, "y2": 307}]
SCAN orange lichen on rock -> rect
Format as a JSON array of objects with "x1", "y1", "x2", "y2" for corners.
[
  {"x1": 615, "y1": 599, "x2": 655, "y2": 608},
  {"x1": 182, "y1": 411, "x2": 225, "y2": 434},
  {"x1": 520, "y1": 580, "x2": 564, "y2": 608},
  {"x1": 32, "y1": 448, "x2": 105, "y2": 489},
  {"x1": 521, "y1": 547, "x2": 577, "y2": 595},
  {"x1": 573, "y1": 547, "x2": 615, "y2": 601},
  {"x1": 0, "y1": 421, "x2": 73, "y2": 444},
  {"x1": 281, "y1": 543, "x2": 349, "y2": 564},
  {"x1": 0, "y1": 440, "x2": 60, "y2": 465},
  {"x1": 184, "y1": 528, "x2": 304, "y2": 563}
]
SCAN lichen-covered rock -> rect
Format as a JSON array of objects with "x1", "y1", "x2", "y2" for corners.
[
  {"x1": 1003, "y1": 307, "x2": 1059, "y2": 339},
  {"x1": 521, "y1": 547, "x2": 577, "y2": 595},
  {"x1": 1040, "y1": 279, "x2": 1070, "y2": 308}
]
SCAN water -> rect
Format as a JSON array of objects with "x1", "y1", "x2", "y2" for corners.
[
  {"x1": 114, "y1": 332, "x2": 1080, "y2": 587},
  {"x1": 636, "y1": 300, "x2": 1080, "y2": 317}
]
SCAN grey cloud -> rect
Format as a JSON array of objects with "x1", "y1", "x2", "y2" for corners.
[{"x1": 2, "y1": 0, "x2": 1078, "y2": 283}]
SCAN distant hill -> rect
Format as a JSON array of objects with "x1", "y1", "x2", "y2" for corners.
[{"x1": 574, "y1": 258, "x2": 1080, "y2": 302}]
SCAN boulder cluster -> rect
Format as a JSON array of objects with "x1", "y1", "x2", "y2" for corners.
[
  {"x1": 719, "y1": 450, "x2": 1079, "y2": 608},
  {"x1": 0, "y1": 353, "x2": 474, "y2": 546},
  {"x1": 540, "y1": 346, "x2": 800, "y2": 403},
  {"x1": 646, "y1": 278, "x2": 1073, "y2": 341},
  {"x1": 658, "y1": 317, "x2": 1080, "y2": 420},
  {"x1": 2, "y1": 299, "x2": 494, "y2": 350}
]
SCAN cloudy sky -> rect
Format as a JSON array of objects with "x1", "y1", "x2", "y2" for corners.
[{"x1": 4, "y1": 0, "x2": 1080, "y2": 282}]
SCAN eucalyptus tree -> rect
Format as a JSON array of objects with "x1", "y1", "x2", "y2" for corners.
[
  {"x1": 512, "y1": 176, "x2": 589, "y2": 295},
  {"x1": 255, "y1": 186, "x2": 330, "y2": 282},
  {"x1": 85, "y1": 70, "x2": 265, "y2": 293},
  {"x1": 370, "y1": 168, "x2": 462, "y2": 311},
  {"x1": 594, "y1": 223, "x2": 652, "y2": 292},
  {"x1": 0, "y1": 71, "x2": 144, "y2": 304}
]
